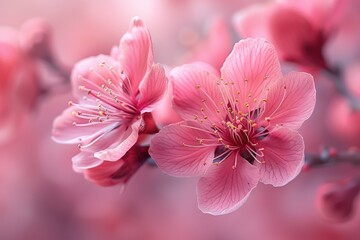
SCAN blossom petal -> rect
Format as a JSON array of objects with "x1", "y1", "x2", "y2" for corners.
[
  {"x1": 52, "y1": 106, "x2": 118, "y2": 144},
  {"x1": 257, "y1": 128, "x2": 304, "y2": 187},
  {"x1": 94, "y1": 119, "x2": 141, "y2": 161},
  {"x1": 118, "y1": 17, "x2": 153, "y2": 93},
  {"x1": 261, "y1": 71, "x2": 316, "y2": 129},
  {"x1": 233, "y1": 3, "x2": 273, "y2": 39},
  {"x1": 84, "y1": 148, "x2": 145, "y2": 186},
  {"x1": 138, "y1": 63, "x2": 167, "y2": 112},
  {"x1": 170, "y1": 64, "x2": 225, "y2": 126},
  {"x1": 221, "y1": 38, "x2": 282, "y2": 112},
  {"x1": 72, "y1": 151, "x2": 103, "y2": 170},
  {"x1": 186, "y1": 16, "x2": 232, "y2": 71},
  {"x1": 71, "y1": 55, "x2": 121, "y2": 101},
  {"x1": 83, "y1": 159, "x2": 125, "y2": 186},
  {"x1": 278, "y1": 0, "x2": 341, "y2": 30},
  {"x1": 149, "y1": 121, "x2": 215, "y2": 177},
  {"x1": 197, "y1": 154, "x2": 259, "y2": 215}
]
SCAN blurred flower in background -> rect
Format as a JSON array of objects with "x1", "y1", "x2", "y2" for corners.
[{"x1": 0, "y1": 0, "x2": 360, "y2": 240}]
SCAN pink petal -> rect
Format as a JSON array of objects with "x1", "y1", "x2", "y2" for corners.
[
  {"x1": 186, "y1": 16, "x2": 232, "y2": 71},
  {"x1": 52, "y1": 106, "x2": 117, "y2": 144},
  {"x1": 138, "y1": 63, "x2": 167, "y2": 112},
  {"x1": 257, "y1": 128, "x2": 304, "y2": 187},
  {"x1": 261, "y1": 71, "x2": 316, "y2": 130},
  {"x1": 197, "y1": 154, "x2": 259, "y2": 215},
  {"x1": 278, "y1": 0, "x2": 341, "y2": 30},
  {"x1": 118, "y1": 17, "x2": 153, "y2": 93},
  {"x1": 94, "y1": 119, "x2": 141, "y2": 161},
  {"x1": 232, "y1": 3, "x2": 273, "y2": 39},
  {"x1": 149, "y1": 121, "x2": 215, "y2": 177},
  {"x1": 268, "y1": 5, "x2": 323, "y2": 65},
  {"x1": 84, "y1": 148, "x2": 145, "y2": 186},
  {"x1": 71, "y1": 55, "x2": 120, "y2": 101},
  {"x1": 221, "y1": 38, "x2": 282, "y2": 113},
  {"x1": 72, "y1": 151, "x2": 103, "y2": 170},
  {"x1": 170, "y1": 64, "x2": 225, "y2": 126},
  {"x1": 83, "y1": 159, "x2": 125, "y2": 186}
]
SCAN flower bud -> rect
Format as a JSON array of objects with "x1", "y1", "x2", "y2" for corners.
[{"x1": 316, "y1": 178, "x2": 360, "y2": 222}]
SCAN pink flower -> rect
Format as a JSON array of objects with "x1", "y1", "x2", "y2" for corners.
[
  {"x1": 149, "y1": 38, "x2": 316, "y2": 215},
  {"x1": 0, "y1": 25, "x2": 39, "y2": 143},
  {"x1": 232, "y1": 0, "x2": 345, "y2": 71},
  {"x1": 52, "y1": 17, "x2": 166, "y2": 185},
  {"x1": 316, "y1": 178, "x2": 360, "y2": 222}
]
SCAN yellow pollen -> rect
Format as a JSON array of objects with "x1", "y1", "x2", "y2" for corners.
[{"x1": 197, "y1": 139, "x2": 204, "y2": 144}]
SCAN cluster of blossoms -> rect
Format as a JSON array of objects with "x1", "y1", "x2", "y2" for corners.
[{"x1": 52, "y1": 17, "x2": 316, "y2": 215}]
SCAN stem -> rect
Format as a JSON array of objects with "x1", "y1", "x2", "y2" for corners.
[{"x1": 304, "y1": 148, "x2": 360, "y2": 170}]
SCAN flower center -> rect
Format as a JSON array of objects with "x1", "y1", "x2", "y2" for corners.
[
  {"x1": 181, "y1": 75, "x2": 287, "y2": 169},
  {"x1": 68, "y1": 60, "x2": 142, "y2": 149},
  {"x1": 214, "y1": 106, "x2": 268, "y2": 165},
  {"x1": 71, "y1": 61, "x2": 140, "y2": 125}
]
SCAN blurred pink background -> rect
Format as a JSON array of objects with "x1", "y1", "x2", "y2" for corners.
[{"x1": 0, "y1": 0, "x2": 359, "y2": 239}]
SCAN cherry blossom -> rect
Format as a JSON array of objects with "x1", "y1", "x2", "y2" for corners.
[
  {"x1": 52, "y1": 17, "x2": 166, "y2": 185},
  {"x1": 149, "y1": 38, "x2": 316, "y2": 215},
  {"x1": 232, "y1": 0, "x2": 346, "y2": 72}
]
